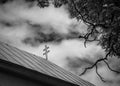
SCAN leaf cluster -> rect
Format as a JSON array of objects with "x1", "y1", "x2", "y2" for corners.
[{"x1": 68, "y1": 0, "x2": 120, "y2": 58}]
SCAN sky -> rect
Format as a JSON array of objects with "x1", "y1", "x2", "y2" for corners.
[{"x1": 0, "y1": 0, "x2": 120, "y2": 86}]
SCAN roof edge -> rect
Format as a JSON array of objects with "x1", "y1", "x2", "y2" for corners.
[{"x1": 0, "y1": 59, "x2": 78, "y2": 86}]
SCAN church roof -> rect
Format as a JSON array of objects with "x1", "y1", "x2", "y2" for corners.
[{"x1": 0, "y1": 41, "x2": 95, "y2": 86}]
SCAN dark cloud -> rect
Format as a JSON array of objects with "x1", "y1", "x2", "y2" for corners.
[
  {"x1": 66, "y1": 57, "x2": 93, "y2": 68},
  {"x1": 21, "y1": 22, "x2": 82, "y2": 47},
  {"x1": 22, "y1": 32, "x2": 64, "y2": 46},
  {"x1": 66, "y1": 57, "x2": 94, "y2": 74},
  {"x1": 0, "y1": 21, "x2": 14, "y2": 27},
  {"x1": 0, "y1": 0, "x2": 13, "y2": 4},
  {"x1": 21, "y1": 23, "x2": 63, "y2": 46},
  {"x1": 22, "y1": 29, "x2": 83, "y2": 47}
]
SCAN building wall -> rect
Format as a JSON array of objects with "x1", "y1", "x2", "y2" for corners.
[{"x1": 0, "y1": 71, "x2": 44, "y2": 86}]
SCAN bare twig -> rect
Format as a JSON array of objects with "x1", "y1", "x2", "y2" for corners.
[
  {"x1": 104, "y1": 60, "x2": 120, "y2": 74},
  {"x1": 96, "y1": 65, "x2": 106, "y2": 82}
]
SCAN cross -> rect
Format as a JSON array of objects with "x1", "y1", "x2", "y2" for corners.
[{"x1": 43, "y1": 45, "x2": 50, "y2": 60}]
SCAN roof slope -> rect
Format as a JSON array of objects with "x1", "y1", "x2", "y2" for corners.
[{"x1": 0, "y1": 41, "x2": 95, "y2": 86}]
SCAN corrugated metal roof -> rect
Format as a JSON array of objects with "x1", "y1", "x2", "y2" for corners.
[{"x1": 0, "y1": 41, "x2": 95, "y2": 86}]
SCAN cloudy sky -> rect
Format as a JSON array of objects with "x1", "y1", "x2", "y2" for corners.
[{"x1": 0, "y1": 0, "x2": 120, "y2": 86}]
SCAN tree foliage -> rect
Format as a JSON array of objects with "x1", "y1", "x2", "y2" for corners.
[
  {"x1": 38, "y1": 0, "x2": 120, "y2": 82},
  {"x1": 36, "y1": 0, "x2": 120, "y2": 81},
  {"x1": 70, "y1": 0, "x2": 120, "y2": 59},
  {"x1": 37, "y1": 0, "x2": 120, "y2": 59}
]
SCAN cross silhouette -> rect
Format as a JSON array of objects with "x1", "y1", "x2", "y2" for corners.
[{"x1": 43, "y1": 45, "x2": 50, "y2": 60}]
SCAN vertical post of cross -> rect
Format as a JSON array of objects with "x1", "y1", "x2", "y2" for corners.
[{"x1": 43, "y1": 45, "x2": 50, "y2": 60}]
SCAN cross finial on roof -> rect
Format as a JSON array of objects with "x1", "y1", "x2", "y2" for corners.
[{"x1": 43, "y1": 45, "x2": 50, "y2": 60}]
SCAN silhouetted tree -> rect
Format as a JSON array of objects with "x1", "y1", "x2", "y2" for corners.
[
  {"x1": 65, "y1": 0, "x2": 120, "y2": 82},
  {"x1": 37, "y1": 0, "x2": 120, "y2": 82}
]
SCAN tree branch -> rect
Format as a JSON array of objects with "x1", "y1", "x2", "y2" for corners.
[
  {"x1": 80, "y1": 52, "x2": 110, "y2": 82},
  {"x1": 80, "y1": 57, "x2": 107, "y2": 76},
  {"x1": 104, "y1": 60, "x2": 120, "y2": 74},
  {"x1": 96, "y1": 65, "x2": 106, "y2": 82}
]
